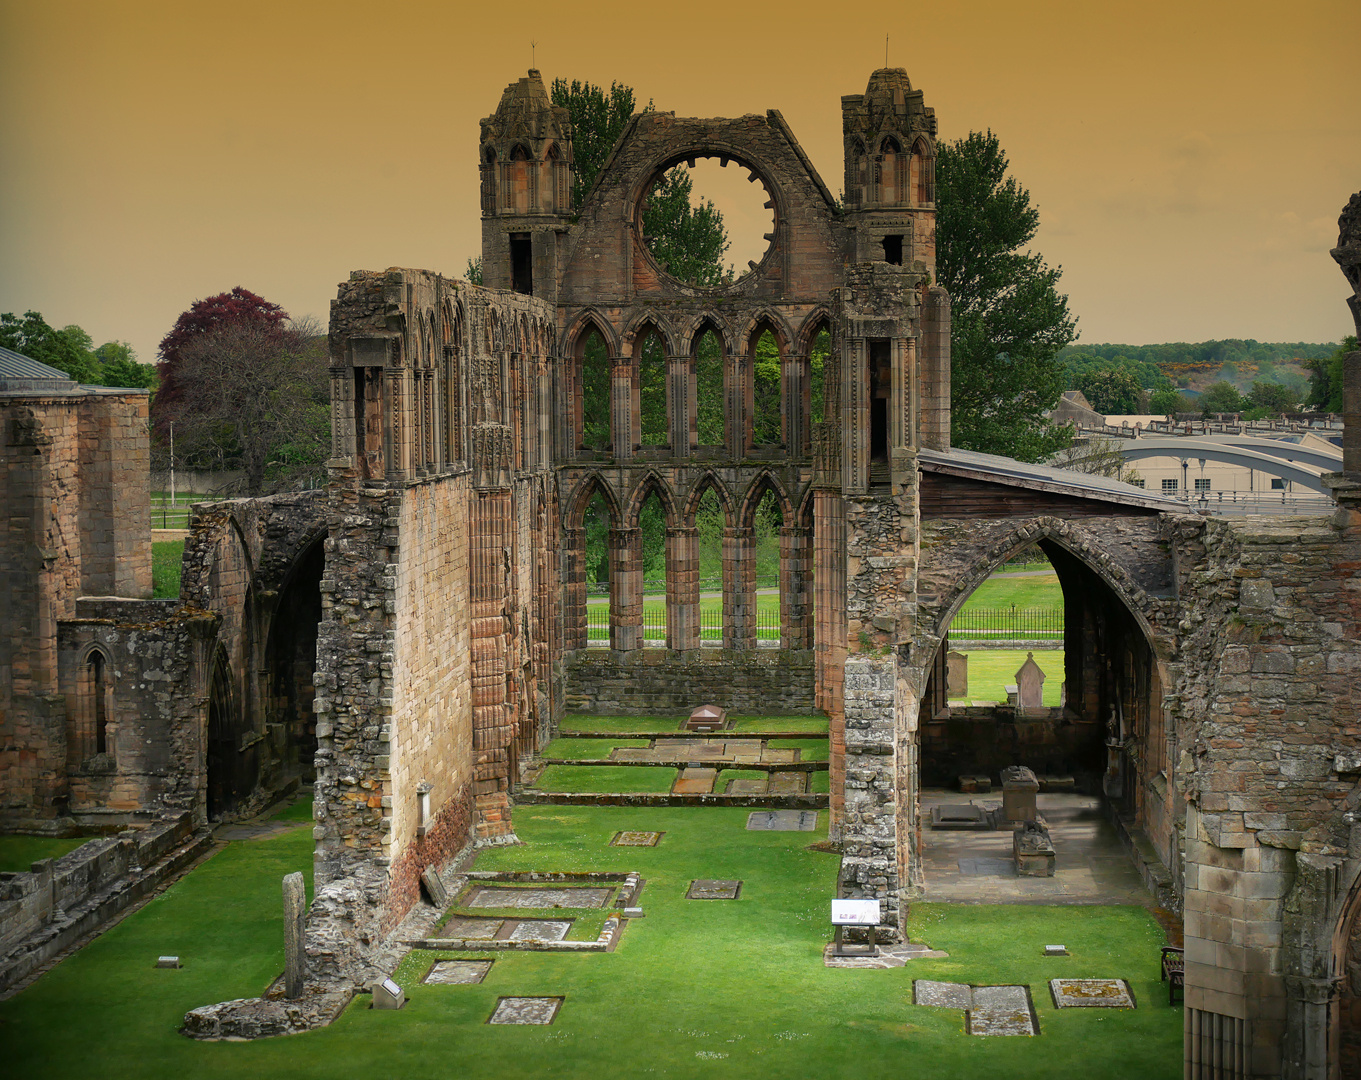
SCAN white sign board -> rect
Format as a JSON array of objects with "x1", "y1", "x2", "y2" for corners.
[
  {"x1": 831, "y1": 899, "x2": 881, "y2": 926},
  {"x1": 382, "y1": 978, "x2": 402, "y2": 997}
]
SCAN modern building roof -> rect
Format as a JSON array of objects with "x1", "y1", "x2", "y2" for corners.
[
  {"x1": 919, "y1": 445, "x2": 1187, "y2": 513},
  {"x1": 0, "y1": 345, "x2": 79, "y2": 392}
]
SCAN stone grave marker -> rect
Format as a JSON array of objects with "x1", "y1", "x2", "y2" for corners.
[
  {"x1": 967, "y1": 985, "x2": 1036, "y2": 1036},
  {"x1": 421, "y1": 867, "x2": 449, "y2": 908},
  {"x1": 424, "y1": 959, "x2": 493, "y2": 985},
  {"x1": 914, "y1": 980, "x2": 973, "y2": 1010},
  {"x1": 1001, "y1": 765, "x2": 1040, "y2": 822},
  {"x1": 768, "y1": 771, "x2": 807, "y2": 795},
  {"x1": 371, "y1": 977, "x2": 405, "y2": 1010},
  {"x1": 508, "y1": 919, "x2": 571, "y2": 942},
  {"x1": 1050, "y1": 978, "x2": 1135, "y2": 1008},
  {"x1": 686, "y1": 879, "x2": 741, "y2": 900},
  {"x1": 946, "y1": 651, "x2": 968, "y2": 697},
  {"x1": 687, "y1": 704, "x2": 726, "y2": 732},
  {"x1": 1015, "y1": 653, "x2": 1046, "y2": 711},
  {"x1": 673, "y1": 767, "x2": 717, "y2": 794},
  {"x1": 611, "y1": 830, "x2": 662, "y2": 846},
  {"x1": 930, "y1": 803, "x2": 991, "y2": 830},
  {"x1": 467, "y1": 885, "x2": 611, "y2": 909},
  {"x1": 746, "y1": 810, "x2": 818, "y2": 831},
  {"x1": 155, "y1": 955, "x2": 181, "y2": 969},
  {"x1": 727, "y1": 777, "x2": 768, "y2": 795},
  {"x1": 440, "y1": 916, "x2": 503, "y2": 939},
  {"x1": 282, "y1": 871, "x2": 306, "y2": 999},
  {"x1": 1014, "y1": 820, "x2": 1056, "y2": 877},
  {"x1": 488, "y1": 996, "x2": 563, "y2": 1024}
]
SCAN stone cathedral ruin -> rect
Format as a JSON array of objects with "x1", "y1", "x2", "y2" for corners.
[{"x1": 3, "y1": 68, "x2": 1361, "y2": 1079}]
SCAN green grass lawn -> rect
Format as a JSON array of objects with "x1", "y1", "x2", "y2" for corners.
[
  {"x1": 269, "y1": 795, "x2": 314, "y2": 823},
  {"x1": 558, "y1": 716, "x2": 684, "y2": 734},
  {"x1": 540, "y1": 738, "x2": 649, "y2": 760},
  {"x1": 532, "y1": 765, "x2": 678, "y2": 794},
  {"x1": 957, "y1": 570, "x2": 1062, "y2": 611},
  {"x1": 1, "y1": 805, "x2": 1179, "y2": 1079},
  {"x1": 951, "y1": 649, "x2": 1065, "y2": 706},
  {"x1": 714, "y1": 768, "x2": 767, "y2": 791},
  {"x1": 0, "y1": 834, "x2": 90, "y2": 872},
  {"x1": 153, "y1": 540, "x2": 185, "y2": 600},
  {"x1": 732, "y1": 716, "x2": 829, "y2": 733},
  {"x1": 768, "y1": 738, "x2": 829, "y2": 761}
]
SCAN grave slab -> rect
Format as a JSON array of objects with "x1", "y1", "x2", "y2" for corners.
[
  {"x1": 746, "y1": 810, "x2": 819, "y2": 831},
  {"x1": 687, "y1": 879, "x2": 742, "y2": 900},
  {"x1": 508, "y1": 919, "x2": 571, "y2": 942},
  {"x1": 724, "y1": 740, "x2": 763, "y2": 754},
  {"x1": 672, "y1": 767, "x2": 718, "y2": 794},
  {"x1": 439, "y1": 916, "x2": 504, "y2": 939},
  {"x1": 467, "y1": 886, "x2": 612, "y2": 909},
  {"x1": 968, "y1": 985, "x2": 1036, "y2": 1036},
  {"x1": 824, "y1": 943, "x2": 949, "y2": 968},
  {"x1": 727, "y1": 778, "x2": 769, "y2": 795},
  {"x1": 424, "y1": 959, "x2": 493, "y2": 985},
  {"x1": 768, "y1": 772, "x2": 807, "y2": 795},
  {"x1": 1050, "y1": 978, "x2": 1135, "y2": 1008},
  {"x1": 611, "y1": 830, "x2": 662, "y2": 846},
  {"x1": 762, "y1": 748, "x2": 798, "y2": 764},
  {"x1": 488, "y1": 996, "x2": 563, "y2": 1025},
  {"x1": 915, "y1": 980, "x2": 973, "y2": 1009},
  {"x1": 930, "y1": 804, "x2": 992, "y2": 830},
  {"x1": 957, "y1": 858, "x2": 1015, "y2": 877}
]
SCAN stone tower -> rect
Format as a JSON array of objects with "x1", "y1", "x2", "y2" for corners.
[{"x1": 478, "y1": 69, "x2": 575, "y2": 304}]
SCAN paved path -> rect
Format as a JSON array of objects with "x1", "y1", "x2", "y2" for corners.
[{"x1": 918, "y1": 790, "x2": 1151, "y2": 905}]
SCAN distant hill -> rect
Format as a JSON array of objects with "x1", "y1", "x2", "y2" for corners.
[{"x1": 1058, "y1": 339, "x2": 1337, "y2": 390}]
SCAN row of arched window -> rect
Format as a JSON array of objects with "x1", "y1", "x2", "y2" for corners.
[
  {"x1": 845, "y1": 134, "x2": 934, "y2": 208},
  {"x1": 481, "y1": 142, "x2": 571, "y2": 216}
]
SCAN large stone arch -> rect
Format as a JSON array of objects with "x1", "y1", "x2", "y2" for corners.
[
  {"x1": 623, "y1": 471, "x2": 679, "y2": 530},
  {"x1": 682, "y1": 470, "x2": 736, "y2": 525}
]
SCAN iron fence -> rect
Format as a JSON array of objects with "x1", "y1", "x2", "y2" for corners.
[
  {"x1": 585, "y1": 605, "x2": 781, "y2": 645},
  {"x1": 586, "y1": 574, "x2": 779, "y2": 597},
  {"x1": 948, "y1": 605, "x2": 1064, "y2": 639}
]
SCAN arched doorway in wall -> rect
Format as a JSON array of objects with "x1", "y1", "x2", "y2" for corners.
[
  {"x1": 207, "y1": 645, "x2": 257, "y2": 820},
  {"x1": 265, "y1": 537, "x2": 325, "y2": 786},
  {"x1": 915, "y1": 532, "x2": 1169, "y2": 894}
]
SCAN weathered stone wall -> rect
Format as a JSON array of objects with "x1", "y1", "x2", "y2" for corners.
[
  {"x1": 563, "y1": 650, "x2": 815, "y2": 714},
  {"x1": 1171, "y1": 511, "x2": 1361, "y2": 1077}
]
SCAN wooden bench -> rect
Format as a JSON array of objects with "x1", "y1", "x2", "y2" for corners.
[{"x1": 1161, "y1": 945, "x2": 1184, "y2": 1005}]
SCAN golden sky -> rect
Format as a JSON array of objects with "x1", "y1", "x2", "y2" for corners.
[{"x1": 2, "y1": 0, "x2": 1357, "y2": 363}]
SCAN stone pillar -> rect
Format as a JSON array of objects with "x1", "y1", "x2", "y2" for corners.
[
  {"x1": 668, "y1": 526, "x2": 699, "y2": 651},
  {"x1": 814, "y1": 489, "x2": 847, "y2": 837},
  {"x1": 386, "y1": 363, "x2": 411, "y2": 481},
  {"x1": 610, "y1": 527, "x2": 642, "y2": 651},
  {"x1": 726, "y1": 348, "x2": 748, "y2": 458},
  {"x1": 668, "y1": 354, "x2": 690, "y2": 460},
  {"x1": 780, "y1": 525, "x2": 812, "y2": 650},
  {"x1": 785, "y1": 352, "x2": 807, "y2": 458},
  {"x1": 282, "y1": 871, "x2": 306, "y2": 999},
  {"x1": 920, "y1": 286, "x2": 951, "y2": 452},
  {"x1": 471, "y1": 489, "x2": 513, "y2": 837},
  {"x1": 1282, "y1": 975, "x2": 1339, "y2": 1080},
  {"x1": 562, "y1": 526, "x2": 587, "y2": 650},
  {"x1": 842, "y1": 338, "x2": 868, "y2": 493},
  {"x1": 726, "y1": 526, "x2": 757, "y2": 650},
  {"x1": 611, "y1": 355, "x2": 632, "y2": 464}
]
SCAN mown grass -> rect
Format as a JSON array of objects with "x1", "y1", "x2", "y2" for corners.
[
  {"x1": 1, "y1": 805, "x2": 1180, "y2": 1080},
  {"x1": 715, "y1": 769, "x2": 767, "y2": 792},
  {"x1": 952, "y1": 649, "x2": 1066, "y2": 706},
  {"x1": 558, "y1": 716, "x2": 684, "y2": 734},
  {"x1": 732, "y1": 716, "x2": 829, "y2": 733},
  {"x1": 532, "y1": 765, "x2": 678, "y2": 794},
  {"x1": 957, "y1": 569, "x2": 1062, "y2": 611},
  {"x1": 540, "y1": 738, "x2": 649, "y2": 760},
  {"x1": 152, "y1": 540, "x2": 185, "y2": 600},
  {"x1": 0, "y1": 834, "x2": 89, "y2": 872},
  {"x1": 767, "y1": 738, "x2": 829, "y2": 761}
]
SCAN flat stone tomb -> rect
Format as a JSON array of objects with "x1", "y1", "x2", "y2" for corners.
[
  {"x1": 747, "y1": 810, "x2": 818, "y2": 831},
  {"x1": 424, "y1": 959, "x2": 493, "y2": 985},
  {"x1": 914, "y1": 981, "x2": 1038, "y2": 1036},
  {"x1": 1050, "y1": 978, "x2": 1135, "y2": 1008},
  {"x1": 440, "y1": 916, "x2": 504, "y2": 939},
  {"x1": 508, "y1": 919, "x2": 571, "y2": 942},
  {"x1": 931, "y1": 803, "x2": 992, "y2": 830},
  {"x1": 611, "y1": 830, "x2": 662, "y2": 846},
  {"x1": 466, "y1": 885, "x2": 612, "y2": 909},
  {"x1": 687, "y1": 879, "x2": 742, "y2": 900},
  {"x1": 672, "y1": 767, "x2": 717, "y2": 794},
  {"x1": 488, "y1": 996, "x2": 563, "y2": 1025}
]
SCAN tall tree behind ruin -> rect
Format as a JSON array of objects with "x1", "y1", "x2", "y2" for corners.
[{"x1": 936, "y1": 130, "x2": 1077, "y2": 461}]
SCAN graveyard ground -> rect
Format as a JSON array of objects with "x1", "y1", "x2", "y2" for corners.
[{"x1": 2, "y1": 791, "x2": 1181, "y2": 1079}]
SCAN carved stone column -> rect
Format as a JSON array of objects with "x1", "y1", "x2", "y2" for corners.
[
  {"x1": 611, "y1": 355, "x2": 632, "y2": 465},
  {"x1": 780, "y1": 524, "x2": 812, "y2": 650},
  {"x1": 562, "y1": 526, "x2": 587, "y2": 650},
  {"x1": 668, "y1": 354, "x2": 690, "y2": 460},
  {"x1": 610, "y1": 527, "x2": 642, "y2": 651},
  {"x1": 726, "y1": 525, "x2": 757, "y2": 650},
  {"x1": 668, "y1": 526, "x2": 699, "y2": 651}
]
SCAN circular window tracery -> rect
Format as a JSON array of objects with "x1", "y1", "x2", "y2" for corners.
[{"x1": 634, "y1": 151, "x2": 779, "y2": 291}]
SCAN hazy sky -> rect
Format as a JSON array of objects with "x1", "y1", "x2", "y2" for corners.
[{"x1": 2, "y1": 0, "x2": 1357, "y2": 364}]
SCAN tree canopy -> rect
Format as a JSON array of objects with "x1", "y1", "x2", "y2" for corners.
[
  {"x1": 1073, "y1": 366, "x2": 1145, "y2": 415},
  {"x1": 0, "y1": 310, "x2": 156, "y2": 389},
  {"x1": 935, "y1": 130, "x2": 1077, "y2": 461},
  {"x1": 1304, "y1": 337, "x2": 1355, "y2": 413}
]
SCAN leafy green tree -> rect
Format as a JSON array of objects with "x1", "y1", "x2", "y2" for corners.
[
  {"x1": 0, "y1": 310, "x2": 100, "y2": 382},
  {"x1": 94, "y1": 341, "x2": 157, "y2": 390},
  {"x1": 1245, "y1": 380, "x2": 1298, "y2": 413},
  {"x1": 1149, "y1": 387, "x2": 1190, "y2": 416},
  {"x1": 1305, "y1": 337, "x2": 1354, "y2": 412},
  {"x1": 464, "y1": 257, "x2": 483, "y2": 286},
  {"x1": 1200, "y1": 381, "x2": 1245, "y2": 415},
  {"x1": 752, "y1": 331, "x2": 781, "y2": 444},
  {"x1": 936, "y1": 131, "x2": 1077, "y2": 461},
  {"x1": 1074, "y1": 366, "x2": 1144, "y2": 414}
]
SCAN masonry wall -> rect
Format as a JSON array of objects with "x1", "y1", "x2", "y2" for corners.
[
  {"x1": 386, "y1": 470, "x2": 475, "y2": 918},
  {"x1": 563, "y1": 650, "x2": 815, "y2": 714}
]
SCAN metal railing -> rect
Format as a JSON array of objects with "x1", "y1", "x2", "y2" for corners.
[
  {"x1": 1163, "y1": 489, "x2": 1335, "y2": 515},
  {"x1": 585, "y1": 606, "x2": 781, "y2": 645},
  {"x1": 949, "y1": 606, "x2": 1064, "y2": 640},
  {"x1": 586, "y1": 574, "x2": 778, "y2": 597}
]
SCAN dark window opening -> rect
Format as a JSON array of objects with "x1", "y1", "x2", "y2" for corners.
[
  {"x1": 511, "y1": 233, "x2": 533, "y2": 295},
  {"x1": 91, "y1": 652, "x2": 107, "y2": 755},
  {"x1": 869, "y1": 339, "x2": 891, "y2": 462},
  {"x1": 355, "y1": 367, "x2": 383, "y2": 479},
  {"x1": 881, "y1": 235, "x2": 903, "y2": 265}
]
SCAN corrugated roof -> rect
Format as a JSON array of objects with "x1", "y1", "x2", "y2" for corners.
[
  {"x1": 0, "y1": 344, "x2": 79, "y2": 388},
  {"x1": 919, "y1": 445, "x2": 1186, "y2": 513}
]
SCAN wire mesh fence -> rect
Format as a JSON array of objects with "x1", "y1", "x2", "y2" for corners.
[{"x1": 948, "y1": 605, "x2": 1064, "y2": 640}]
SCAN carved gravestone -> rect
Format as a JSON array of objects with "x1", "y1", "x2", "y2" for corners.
[
  {"x1": 1015, "y1": 653, "x2": 1045, "y2": 711},
  {"x1": 946, "y1": 651, "x2": 968, "y2": 698},
  {"x1": 282, "y1": 871, "x2": 306, "y2": 999},
  {"x1": 1013, "y1": 820, "x2": 1056, "y2": 877},
  {"x1": 1000, "y1": 765, "x2": 1039, "y2": 823},
  {"x1": 687, "y1": 704, "x2": 726, "y2": 732}
]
